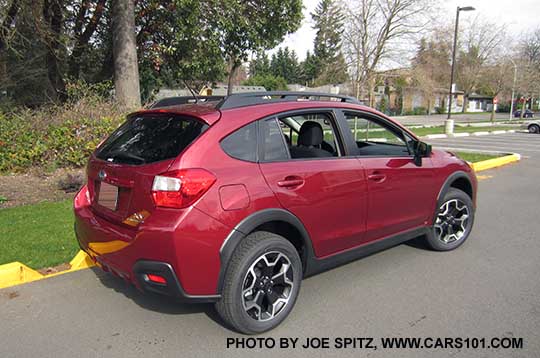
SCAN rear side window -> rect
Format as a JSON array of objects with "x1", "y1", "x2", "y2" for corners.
[
  {"x1": 220, "y1": 122, "x2": 258, "y2": 162},
  {"x1": 96, "y1": 114, "x2": 207, "y2": 165}
]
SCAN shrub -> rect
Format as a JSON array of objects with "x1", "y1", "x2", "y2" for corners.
[
  {"x1": 412, "y1": 106, "x2": 427, "y2": 115},
  {"x1": 434, "y1": 106, "x2": 446, "y2": 114},
  {"x1": 0, "y1": 97, "x2": 125, "y2": 173},
  {"x1": 243, "y1": 74, "x2": 287, "y2": 91},
  {"x1": 496, "y1": 103, "x2": 511, "y2": 113}
]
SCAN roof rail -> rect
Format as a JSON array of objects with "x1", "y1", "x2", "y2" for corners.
[
  {"x1": 149, "y1": 95, "x2": 225, "y2": 109},
  {"x1": 216, "y1": 91, "x2": 361, "y2": 110}
]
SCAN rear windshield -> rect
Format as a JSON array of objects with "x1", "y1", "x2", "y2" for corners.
[{"x1": 96, "y1": 114, "x2": 208, "y2": 165}]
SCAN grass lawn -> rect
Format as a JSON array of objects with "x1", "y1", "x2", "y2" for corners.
[
  {"x1": 0, "y1": 199, "x2": 78, "y2": 269},
  {"x1": 455, "y1": 151, "x2": 502, "y2": 163}
]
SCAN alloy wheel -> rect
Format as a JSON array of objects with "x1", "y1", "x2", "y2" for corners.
[
  {"x1": 434, "y1": 199, "x2": 470, "y2": 244},
  {"x1": 241, "y1": 251, "x2": 294, "y2": 322}
]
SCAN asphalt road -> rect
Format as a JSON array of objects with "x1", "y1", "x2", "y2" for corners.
[{"x1": 1, "y1": 138, "x2": 539, "y2": 357}]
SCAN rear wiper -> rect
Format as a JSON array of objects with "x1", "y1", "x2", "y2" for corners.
[{"x1": 106, "y1": 151, "x2": 145, "y2": 164}]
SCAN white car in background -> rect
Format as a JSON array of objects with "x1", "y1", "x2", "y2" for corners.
[{"x1": 522, "y1": 120, "x2": 540, "y2": 134}]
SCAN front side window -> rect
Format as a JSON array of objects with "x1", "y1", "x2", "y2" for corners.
[{"x1": 344, "y1": 111, "x2": 412, "y2": 157}]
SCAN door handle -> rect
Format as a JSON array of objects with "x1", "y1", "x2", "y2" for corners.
[
  {"x1": 367, "y1": 173, "x2": 386, "y2": 183},
  {"x1": 277, "y1": 176, "x2": 305, "y2": 188}
]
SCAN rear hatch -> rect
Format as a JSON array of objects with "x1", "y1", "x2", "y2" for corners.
[{"x1": 87, "y1": 112, "x2": 208, "y2": 225}]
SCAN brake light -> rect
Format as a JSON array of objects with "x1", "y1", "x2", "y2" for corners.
[{"x1": 151, "y1": 169, "x2": 216, "y2": 208}]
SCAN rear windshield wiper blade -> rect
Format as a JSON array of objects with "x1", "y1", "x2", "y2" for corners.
[{"x1": 105, "y1": 151, "x2": 145, "y2": 164}]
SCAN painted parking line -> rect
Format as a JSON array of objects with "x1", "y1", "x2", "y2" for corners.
[
  {"x1": 429, "y1": 142, "x2": 540, "y2": 153},
  {"x1": 425, "y1": 133, "x2": 540, "y2": 157}
]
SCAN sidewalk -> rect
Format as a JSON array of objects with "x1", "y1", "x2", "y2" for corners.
[{"x1": 391, "y1": 113, "x2": 521, "y2": 126}]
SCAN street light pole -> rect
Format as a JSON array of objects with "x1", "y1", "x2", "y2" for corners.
[
  {"x1": 509, "y1": 58, "x2": 517, "y2": 120},
  {"x1": 445, "y1": 6, "x2": 475, "y2": 135}
]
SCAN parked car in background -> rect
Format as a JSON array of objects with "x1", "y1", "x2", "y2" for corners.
[
  {"x1": 73, "y1": 92, "x2": 477, "y2": 334},
  {"x1": 513, "y1": 109, "x2": 534, "y2": 118},
  {"x1": 522, "y1": 119, "x2": 540, "y2": 133}
]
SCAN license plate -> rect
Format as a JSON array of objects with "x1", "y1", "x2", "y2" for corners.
[{"x1": 98, "y1": 182, "x2": 118, "y2": 211}]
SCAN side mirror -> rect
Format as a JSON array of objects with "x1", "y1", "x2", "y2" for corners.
[{"x1": 413, "y1": 141, "x2": 432, "y2": 166}]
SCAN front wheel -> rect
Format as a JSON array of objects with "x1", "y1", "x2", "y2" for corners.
[
  {"x1": 425, "y1": 188, "x2": 475, "y2": 251},
  {"x1": 215, "y1": 231, "x2": 302, "y2": 334}
]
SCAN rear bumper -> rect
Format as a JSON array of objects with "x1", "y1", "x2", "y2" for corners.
[
  {"x1": 75, "y1": 224, "x2": 221, "y2": 303},
  {"x1": 133, "y1": 261, "x2": 220, "y2": 303},
  {"x1": 73, "y1": 185, "x2": 231, "y2": 300}
]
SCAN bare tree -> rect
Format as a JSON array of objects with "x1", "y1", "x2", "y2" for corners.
[
  {"x1": 112, "y1": 0, "x2": 140, "y2": 109},
  {"x1": 411, "y1": 31, "x2": 453, "y2": 114},
  {"x1": 342, "y1": 0, "x2": 435, "y2": 105},
  {"x1": 0, "y1": 0, "x2": 19, "y2": 52},
  {"x1": 515, "y1": 28, "x2": 540, "y2": 117},
  {"x1": 455, "y1": 17, "x2": 506, "y2": 112},
  {"x1": 478, "y1": 60, "x2": 514, "y2": 121}
]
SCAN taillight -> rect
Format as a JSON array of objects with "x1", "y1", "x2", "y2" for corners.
[
  {"x1": 74, "y1": 184, "x2": 90, "y2": 208},
  {"x1": 151, "y1": 169, "x2": 216, "y2": 208}
]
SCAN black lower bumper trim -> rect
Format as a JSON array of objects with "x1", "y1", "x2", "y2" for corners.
[{"x1": 133, "y1": 260, "x2": 221, "y2": 303}]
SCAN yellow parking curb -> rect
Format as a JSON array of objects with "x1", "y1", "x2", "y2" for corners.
[
  {"x1": 470, "y1": 153, "x2": 521, "y2": 172},
  {"x1": 68, "y1": 250, "x2": 95, "y2": 271},
  {"x1": 0, "y1": 250, "x2": 95, "y2": 290},
  {"x1": 0, "y1": 262, "x2": 44, "y2": 289}
]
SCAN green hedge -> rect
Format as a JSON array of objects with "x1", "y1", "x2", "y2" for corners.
[{"x1": 0, "y1": 99, "x2": 125, "y2": 173}]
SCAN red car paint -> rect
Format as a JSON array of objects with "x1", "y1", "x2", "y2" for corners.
[{"x1": 74, "y1": 100, "x2": 477, "y2": 297}]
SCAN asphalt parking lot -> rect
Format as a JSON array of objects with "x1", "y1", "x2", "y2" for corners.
[
  {"x1": 425, "y1": 131, "x2": 540, "y2": 158},
  {"x1": 1, "y1": 134, "x2": 539, "y2": 358}
]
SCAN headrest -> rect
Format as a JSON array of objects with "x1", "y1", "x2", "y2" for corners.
[{"x1": 298, "y1": 121, "x2": 324, "y2": 147}]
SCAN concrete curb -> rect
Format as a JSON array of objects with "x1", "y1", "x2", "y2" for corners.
[
  {"x1": 0, "y1": 250, "x2": 95, "y2": 289},
  {"x1": 424, "y1": 129, "x2": 519, "y2": 140},
  {"x1": 470, "y1": 153, "x2": 521, "y2": 172}
]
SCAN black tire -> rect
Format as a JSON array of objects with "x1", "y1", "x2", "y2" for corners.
[
  {"x1": 529, "y1": 124, "x2": 540, "y2": 134},
  {"x1": 425, "y1": 188, "x2": 475, "y2": 251},
  {"x1": 215, "y1": 231, "x2": 302, "y2": 334}
]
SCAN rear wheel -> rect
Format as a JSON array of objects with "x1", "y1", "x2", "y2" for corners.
[
  {"x1": 215, "y1": 231, "x2": 302, "y2": 334},
  {"x1": 529, "y1": 124, "x2": 540, "y2": 134},
  {"x1": 425, "y1": 188, "x2": 474, "y2": 251}
]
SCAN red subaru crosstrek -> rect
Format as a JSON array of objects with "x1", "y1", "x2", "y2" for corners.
[{"x1": 74, "y1": 92, "x2": 477, "y2": 334}]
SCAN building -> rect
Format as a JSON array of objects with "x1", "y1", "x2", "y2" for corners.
[
  {"x1": 154, "y1": 85, "x2": 266, "y2": 100},
  {"x1": 199, "y1": 85, "x2": 266, "y2": 96},
  {"x1": 466, "y1": 93, "x2": 497, "y2": 112}
]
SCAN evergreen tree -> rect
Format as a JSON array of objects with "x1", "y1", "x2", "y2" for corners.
[
  {"x1": 300, "y1": 50, "x2": 319, "y2": 86},
  {"x1": 269, "y1": 47, "x2": 300, "y2": 83},
  {"x1": 249, "y1": 52, "x2": 271, "y2": 77},
  {"x1": 310, "y1": 0, "x2": 348, "y2": 85}
]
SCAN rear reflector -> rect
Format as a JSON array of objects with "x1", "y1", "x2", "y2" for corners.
[
  {"x1": 151, "y1": 169, "x2": 216, "y2": 209},
  {"x1": 145, "y1": 274, "x2": 167, "y2": 285}
]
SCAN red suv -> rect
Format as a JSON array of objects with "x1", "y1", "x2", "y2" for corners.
[{"x1": 74, "y1": 92, "x2": 477, "y2": 334}]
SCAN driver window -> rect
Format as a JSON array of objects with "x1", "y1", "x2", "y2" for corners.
[{"x1": 344, "y1": 111, "x2": 411, "y2": 157}]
